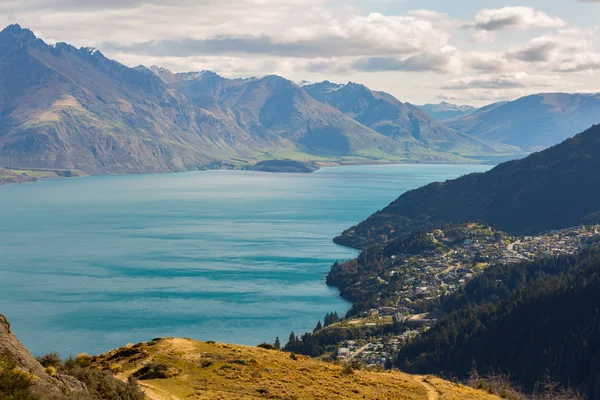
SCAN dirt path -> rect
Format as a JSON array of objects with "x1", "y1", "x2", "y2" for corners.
[
  {"x1": 415, "y1": 376, "x2": 439, "y2": 400},
  {"x1": 138, "y1": 381, "x2": 181, "y2": 400}
]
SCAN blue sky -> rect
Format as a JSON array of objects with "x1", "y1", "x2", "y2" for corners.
[{"x1": 1, "y1": 0, "x2": 599, "y2": 105}]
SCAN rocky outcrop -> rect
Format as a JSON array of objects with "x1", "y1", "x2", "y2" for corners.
[
  {"x1": 0, "y1": 314, "x2": 87, "y2": 395},
  {"x1": 0, "y1": 314, "x2": 47, "y2": 377}
]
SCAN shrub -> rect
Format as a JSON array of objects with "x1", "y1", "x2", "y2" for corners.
[
  {"x1": 342, "y1": 364, "x2": 355, "y2": 375},
  {"x1": 109, "y1": 364, "x2": 123, "y2": 374},
  {"x1": 0, "y1": 356, "x2": 35, "y2": 400},
  {"x1": 132, "y1": 363, "x2": 179, "y2": 380},
  {"x1": 257, "y1": 343, "x2": 275, "y2": 350},
  {"x1": 63, "y1": 356, "x2": 76, "y2": 371},
  {"x1": 68, "y1": 367, "x2": 145, "y2": 400},
  {"x1": 74, "y1": 354, "x2": 92, "y2": 368},
  {"x1": 289, "y1": 353, "x2": 298, "y2": 361},
  {"x1": 38, "y1": 353, "x2": 62, "y2": 369}
]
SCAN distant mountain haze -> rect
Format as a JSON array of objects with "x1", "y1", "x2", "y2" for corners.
[
  {"x1": 152, "y1": 68, "x2": 513, "y2": 163},
  {"x1": 417, "y1": 102, "x2": 478, "y2": 121},
  {"x1": 446, "y1": 93, "x2": 600, "y2": 151},
  {"x1": 302, "y1": 81, "x2": 516, "y2": 159}
]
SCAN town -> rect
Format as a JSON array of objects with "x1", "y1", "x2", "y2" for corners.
[{"x1": 329, "y1": 224, "x2": 600, "y2": 368}]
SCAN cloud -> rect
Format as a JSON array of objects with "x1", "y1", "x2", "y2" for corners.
[
  {"x1": 467, "y1": 7, "x2": 565, "y2": 44},
  {"x1": 101, "y1": 12, "x2": 449, "y2": 60},
  {"x1": 461, "y1": 28, "x2": 600, "y2": 76},
  {"x1": 504, "y1": 29, "x2": 600, "y2": 72},
  {"x1": 439, "y1": 72, "x2": 577, "y2": 102},
  {"x1": 464, "y1": 52, "x2": 510, "y2": 72},
  {"x1": 473, "y1": 7, "x2": 565, "y2": 31},
  {"x1": 442, "y1": 72, "x2": 537, "y2": 90},
  {"x1": 350, "y1": 47, "x2": 460, "y2": 74}
]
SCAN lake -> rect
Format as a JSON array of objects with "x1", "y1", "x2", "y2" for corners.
[{"x1": 0, "y1": 164, "x2": 491, "y2": 356}]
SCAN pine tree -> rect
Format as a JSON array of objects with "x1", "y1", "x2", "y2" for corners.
[
  {"x1": 274, "y1": 336, "x2": 281, "y2": 349},
  {"x1": 286, "y1": 331, "x2": 296, "y2": 350},
  {"x1": 314, "y1": 321, "x2": 323, "y2": 332}
]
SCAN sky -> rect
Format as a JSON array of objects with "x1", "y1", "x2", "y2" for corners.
[{"x1": 1, "y1": 0, "x2": 600, "y2": 106}]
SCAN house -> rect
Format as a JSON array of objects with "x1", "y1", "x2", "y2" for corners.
[
  {"x1": 379, "y1": 307, "x2": 396, "y2": 316},
  {"x1": 338, "y1": 348, "x2": 350, "y2": 359}
]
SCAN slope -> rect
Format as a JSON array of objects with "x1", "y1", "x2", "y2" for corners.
[
  {"x1": 0, "y1": 25, "x2": 269, "y2": 174},
  {"x1": 89, "y1": 337, "x2": 499, "y2": 400},
  {"x1": 396, "y1": 247, "x2": 600, "y2": 399},
  {"x1": 417, "y1": 102, "x2": 479, "y2": 121},
  {"x1": 304, "y1": 81, "x2": 517, "y2": 158},
  {"x1": 446, "y1": 93, "x2": 600, "y2": 151},
  {"x1": 0, "y1": 167, "x2": 37, "y2": 185},
  {"x1": 155, "y1": 68, "x2": 514, "y2": 163},
  {"x1": 152, "y1": 68, "x2": 402, "y2": 159},
  {"x1": 335, "y1": 124, "x2": 600, "y2": 249}
]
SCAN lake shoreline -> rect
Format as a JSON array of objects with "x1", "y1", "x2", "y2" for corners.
[{"x1": 0, "y1": 158, "x2": 502, "y2": 188}]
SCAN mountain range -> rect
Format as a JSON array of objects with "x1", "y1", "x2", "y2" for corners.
[
  {"x1": 0, "y1": 24, "x2": 518, "y2": 177},
  {"x1": 446, "y1": 93, "x2": 600, "y2": 151},
  {"x1": 416, "y1": 102, "x2": 479, "y2": 121},
  {"x1": 1, "y1": 24, "x2": 600, "y2": 178},
  {"x1": 150, "y1": 67, "x2": 509, "y2": 163}
]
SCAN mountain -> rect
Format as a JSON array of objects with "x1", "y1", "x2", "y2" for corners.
[
  {"x1": 0, "y1": 25, "x2": 288, "y2": 174},
  {"x1": 168, "y1": 72, "x2": 398, "y2": 157},
  {"x1": 303, "y1": 81, "x2": 516, "y2": 159},
  {"x1": 396, "y1": 247, "x2": 600, "y2": 399},
  {"x1": 88, "y1": 337, "x2": 500, "y2": 400},
  {"x1": 446, "y1": 93, "x2": 600, "y2": 151},
  {"x1": 335, "y1": 124, "x2": 600, "y2": 249},
  {"x1": 154, "y1": 69, "x2": 431, "y2": 162},
  {"x1": 417, "y1": 102, "x2": 479, "y2": 121},
  {"x1": 153, "y1": 70, "x2": 520, "y2": 163},
  {"x1": 0, "y1": 23, "x2": 534, "y2": 177},
  {"x1": 0, "y1": 25, "x2": 272, "y2": 174}
]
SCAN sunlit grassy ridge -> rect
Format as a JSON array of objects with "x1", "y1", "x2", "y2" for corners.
[{"x1": 90, "y1": 338, "x2": 499, "y2": 400}]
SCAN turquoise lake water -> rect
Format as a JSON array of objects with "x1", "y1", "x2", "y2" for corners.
[{"x1": 0, "y1": 164, "x2": 491, "y2": 356}]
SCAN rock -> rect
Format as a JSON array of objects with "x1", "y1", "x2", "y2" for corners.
[
  {"x1": 0, "y1": 314, "x2": 88, "y2": 395},
  {"x1": 0, "y1": 314, "x2": 47, "y2": 378}
]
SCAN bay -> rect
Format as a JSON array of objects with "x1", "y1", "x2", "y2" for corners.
[{"x1": 0, "y1": 164, "x2": 491, "y2": 356}]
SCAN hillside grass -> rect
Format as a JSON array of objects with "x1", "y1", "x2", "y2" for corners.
[{"x1": 89, "y1": 338, "x2": 499, "y2": 400}]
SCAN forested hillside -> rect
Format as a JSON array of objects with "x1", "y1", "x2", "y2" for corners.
[
  {"x1": 397, "y1": 246, "x2": 600, "y2": 399},
  {"x1": 335, "y1": 124, "x2": 600, "y2": 249}
]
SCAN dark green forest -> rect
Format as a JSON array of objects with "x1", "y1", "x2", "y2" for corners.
[{"x1": 396, "y1": 248, "x2": 600, "y2": 399}]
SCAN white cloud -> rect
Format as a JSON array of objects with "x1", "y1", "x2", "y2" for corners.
[
  {"x1": 473, "y1": 7, "x2": 565, "y2": 31},
  {"x1": 468, "y1": 7, "x2": 565, "y2": 44},
  {"x1": 442, "y1": 72, "x2": 556, "y2": 90}
]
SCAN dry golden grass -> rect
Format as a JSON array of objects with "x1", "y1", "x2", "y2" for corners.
[{"x1": 90, "y1": 338, "x2": 499, "y2": 400}]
